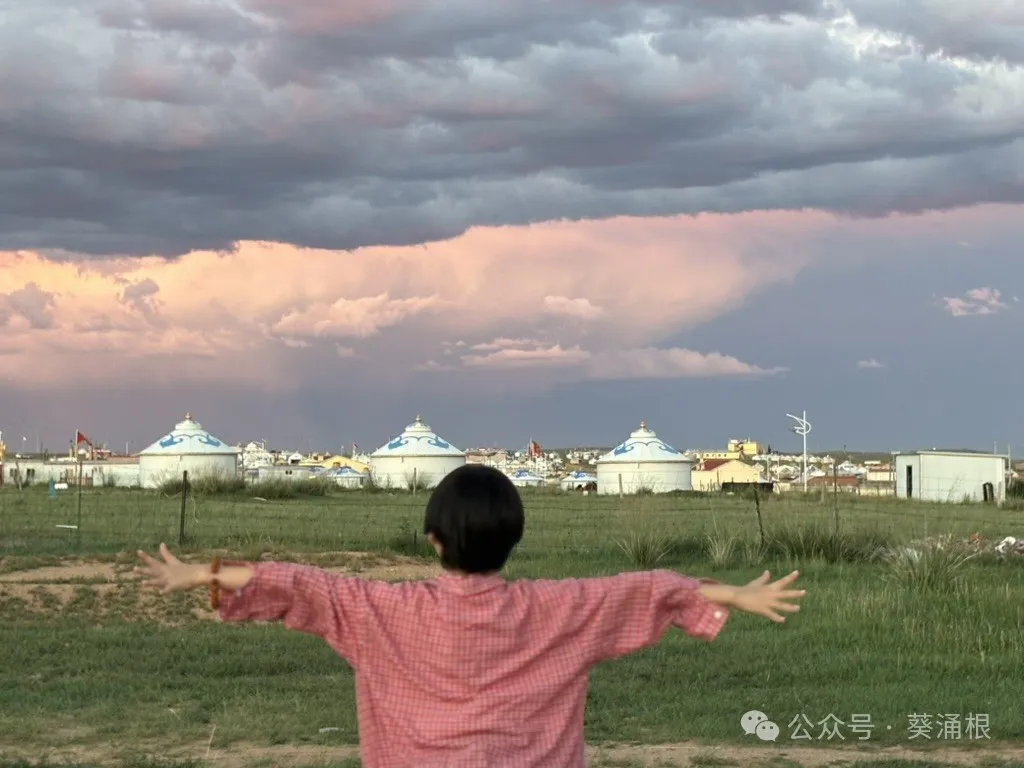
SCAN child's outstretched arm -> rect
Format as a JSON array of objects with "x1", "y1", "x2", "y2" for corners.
[
  {"x1": 134, "y1": 543, "x2": 371, "y2": 667},
  {"x1": 556, "y1": 569, "x2": 805, "y2": 665}
]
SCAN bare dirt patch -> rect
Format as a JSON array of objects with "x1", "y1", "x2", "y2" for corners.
[
  {"x1": 0, "y1": 561, "x2": 120, "y2": 582},
  {"x1": 0, "y1": 553, "x2": 441, "y2": 624},
  {"x1": 2, "y1": 739, "x2": 1021, "y2": 767}
]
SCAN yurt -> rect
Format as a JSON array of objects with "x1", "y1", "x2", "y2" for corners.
[
  {"x1": 560, "y1": 470, "x2": 597, "y2": 490},
  {"x1": 595, "y1": 420, "x2": 692, "y2": 495},
  {"x1": 138, "y1": 413, "x2": 241, "y2": 489},
  {"x1": 508, "y1": 469, "x2": 544, "y2": 488},
  {"x1": 369, "y1": 415, "x2": 465, "y2": 490},
  {"x1": 325, "y1": 465, "x2": 368, "y2": 489}
]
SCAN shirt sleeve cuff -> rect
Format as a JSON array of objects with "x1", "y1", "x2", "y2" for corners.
[
  {"x1": 685, "y1": 591, "x2": 730, "y2": 642},
  {"x1": 216, "y1": 560, "x2": 260, "y2": 621}
]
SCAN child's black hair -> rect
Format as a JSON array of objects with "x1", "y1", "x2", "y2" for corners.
[{"x1": 423, "y1": 464, "x2": 524, "y2": 573}]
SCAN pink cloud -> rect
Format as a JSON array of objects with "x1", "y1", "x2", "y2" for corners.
[
  {"x1": 269, "y1": 294, "x2": 446, "y2": 340},
  {"x1": 585, "y1": 347, "x2": 786, "y2": 379},
  {"x1": 462, "y1": 343, "x2": 591, "y2": 368},
  {"x1": 457, "y1": 338, "x2": 783, "y2": 379},
  {"x1": 542, "y1": 295, "x2": 604, "y2": 320},
  {"x1": 3, "y1": 204, "x2": 1011, "y2": 391},
  {"x1": 942, "y1": 287, "x2": 1009, "y2": 316}
]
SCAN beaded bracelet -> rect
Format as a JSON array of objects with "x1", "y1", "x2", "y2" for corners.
[{"x1": 209, "y1": 557, "x2": 222, "y2": 610}]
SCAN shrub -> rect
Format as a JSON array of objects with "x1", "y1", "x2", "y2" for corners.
[
  {"x1": 386, "y1": 521, "x2": 435, "y2": 559},
  {"x1": 882, "y1": 535, "x2": 980, "y2": 592},
  {"x1": 158, "y1": 475, "x2": 333, "y2": 499},
  {"x1": 766, "y1": 523, "x2": 892, "y2": 564},
  {"x1": 616, "y1": 529, "x2": 673, "y2": 568},
  {"x1": 703, "y1": 532, "x2": 739, "y2": 569}
]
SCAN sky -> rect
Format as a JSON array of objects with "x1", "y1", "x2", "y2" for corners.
[{"x1": 1, "y1": 0, "x2": 1022, "y2": 456}]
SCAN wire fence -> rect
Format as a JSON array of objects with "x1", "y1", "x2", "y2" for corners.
[{"x1": 0, "y1": 471, "x2": 1019, "y2": 559}]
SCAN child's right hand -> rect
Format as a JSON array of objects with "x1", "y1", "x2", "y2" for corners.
[
  {"x1": 134, "y1": 543, "x2": 210, "y2": 593},
  {"x1": 730, "y1": 570, "x2": 805, "y2": 622}
]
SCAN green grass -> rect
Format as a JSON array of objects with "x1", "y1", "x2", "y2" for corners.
[
  {"x1": 0, "y1": 483, "x2": 1014, "y2": 559},
  {"x1": 2, "y1": 486, "x2": 1023, "y2": 765}
]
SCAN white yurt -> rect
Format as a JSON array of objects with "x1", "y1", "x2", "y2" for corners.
[
  {"x1": 369, "y1": 415, "x2": 465, "y2": 490},
  {"x1": 325, "y1": 466, "x2": 368, "y2": 489},
  {"x1": 508, "y1": 469, "x2": 544, "y2": 488},
  {"x1": 595, "y1": 420, "x2": 692, "y2": 495},
  {"x1": 138, "y1": 413, "x2": 241, "y2": 489},
  {"x1": 560, "y1": 470, "x2": 597, "y2": 490}
]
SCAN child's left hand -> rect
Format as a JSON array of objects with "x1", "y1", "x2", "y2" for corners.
[{"x1": 731, "y1": 570, "x2": 805, "y2": 622}]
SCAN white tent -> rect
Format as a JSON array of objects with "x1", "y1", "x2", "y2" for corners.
[
  {"x1": 369, "y1": 415, "x2": 465, "y2": 490},
  {"x1": 138, "y1": 413, "x2": 240, "y2": 489},
  {"x1": 508, "y1": 469, "x2": 544, "y2": 488},
  {"x1": 595, "y1": 421, "x2": 692, "y2": 494},
  {"x1": 324, "y1": 465, "x2": 368, "y2": 489},
  {"x1": 560, "y1": 470, "x2": 597, "y2": 490}
]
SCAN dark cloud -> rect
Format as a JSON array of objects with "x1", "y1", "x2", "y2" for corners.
[
  {"x1": 119, "y1": 278, "x2": 161, "y2": 317},
  {"x1": 0, "y1": 283, "x2": 57, "y2": 328},
  {"x1": 0, "y1": 0, "x2": 1022, "y2": 257}
]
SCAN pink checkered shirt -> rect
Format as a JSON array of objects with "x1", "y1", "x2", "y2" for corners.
[{"x1": 218, "y1": 563, "x2": 729, "y2": 768}]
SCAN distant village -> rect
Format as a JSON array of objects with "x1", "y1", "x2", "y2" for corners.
[{"x1": 0, "y1": 414, "x2": 1019, "y2": 502}]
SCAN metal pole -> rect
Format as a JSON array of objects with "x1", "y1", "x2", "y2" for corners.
[{"x1": 802, "y1": 410, "x2": 808, "y2": 493}]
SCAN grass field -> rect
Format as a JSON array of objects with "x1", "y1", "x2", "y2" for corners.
[{"x1": 2, "y1": 483, "x2": 1024, "y2": 767}]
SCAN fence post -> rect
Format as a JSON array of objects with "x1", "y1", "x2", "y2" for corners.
[
  {"x1": 618, "y1": 474, "x2": 623, "y2": 497},
  {"x1": 832, "y1": 463, "x2": 840, "y2": 532},
  {"x1": 179, "y1": 470, "x2": 189, "y2": 545},
  {"x1": 753, "y1": 486, "x2": 766, "y2": 547},
  {"x1": 76, "y1": 459, "x2": 84, "y2": 550},
  {"x1": 412, "y1": 468, "x2": 418, "y2": 495}
]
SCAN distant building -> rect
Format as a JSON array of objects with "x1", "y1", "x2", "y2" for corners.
[
  {"x1": 691, "y1": 459, "x2": 761, "y2": 491},
  {"x1": 728, "y1": 438, "x2": 764, "y2": 457}
]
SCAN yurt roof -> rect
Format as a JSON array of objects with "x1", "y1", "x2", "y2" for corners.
[
  {"x1": 511, "y1": 469, "x2": 542, "y2": 479},
  {"x1": 326, "y1": 466, "x2": 368, "y2": 476},
  {"x1": 563, "y1": 471, "x2": 597, "y2": 480},
  {"x1": 596, "y1": 421, "x2": 689, "y2": 465},
  {"x1": 139, "y1": 413, "x2": 240, "y2": 456},
  {"x1": 370, "y1": 415, "x2": 464, "y2": 458},
  {"x1": 320, "y1": 455, "x2": 371, "y2": 472}
]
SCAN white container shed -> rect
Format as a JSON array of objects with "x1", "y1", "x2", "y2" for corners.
[
  {"x1": 369, "y1": 415, "x2": 465, "y2": 490},
  {"x1": 138, "y1": 413, "x2": 241, "y2": 489},
  {"x1": 596, "y1": 421, "x2": 693, "y2": 495},
  {"x1": 894, "y1": 450, "x2": 1008, "y2": 503}
]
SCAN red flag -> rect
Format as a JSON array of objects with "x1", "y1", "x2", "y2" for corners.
[{"x1": 75, "y1": 431, "x2": 91, "y2": 445}]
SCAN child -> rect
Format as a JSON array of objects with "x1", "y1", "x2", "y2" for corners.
[{"x1": 136, "y1": 464, "x2": 804, "y2": 768}]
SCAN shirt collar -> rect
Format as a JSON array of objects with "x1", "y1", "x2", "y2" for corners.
[{"x1": 434, "y1": 571, "x2": 506, "y2": 594}]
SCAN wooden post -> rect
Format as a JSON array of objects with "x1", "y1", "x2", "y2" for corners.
[
  {"x1": 617, "y1": 474, "x2": 623, "y2": 497},
  {"x1": 179, "y1": 470, "x2": 189, "y2": 545},
  {"x1": 753, "y1": 486, "x2": 766, "y2": 547},
  {"x1": 412, "y1": 468, "x2": 418, "y2": 495},
  {"x1": 76, "y1": 456, "x2": 84, "y2": 550},
  {"x1": 832, "y1": 463, "x2": 839, "y2": 532}
]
